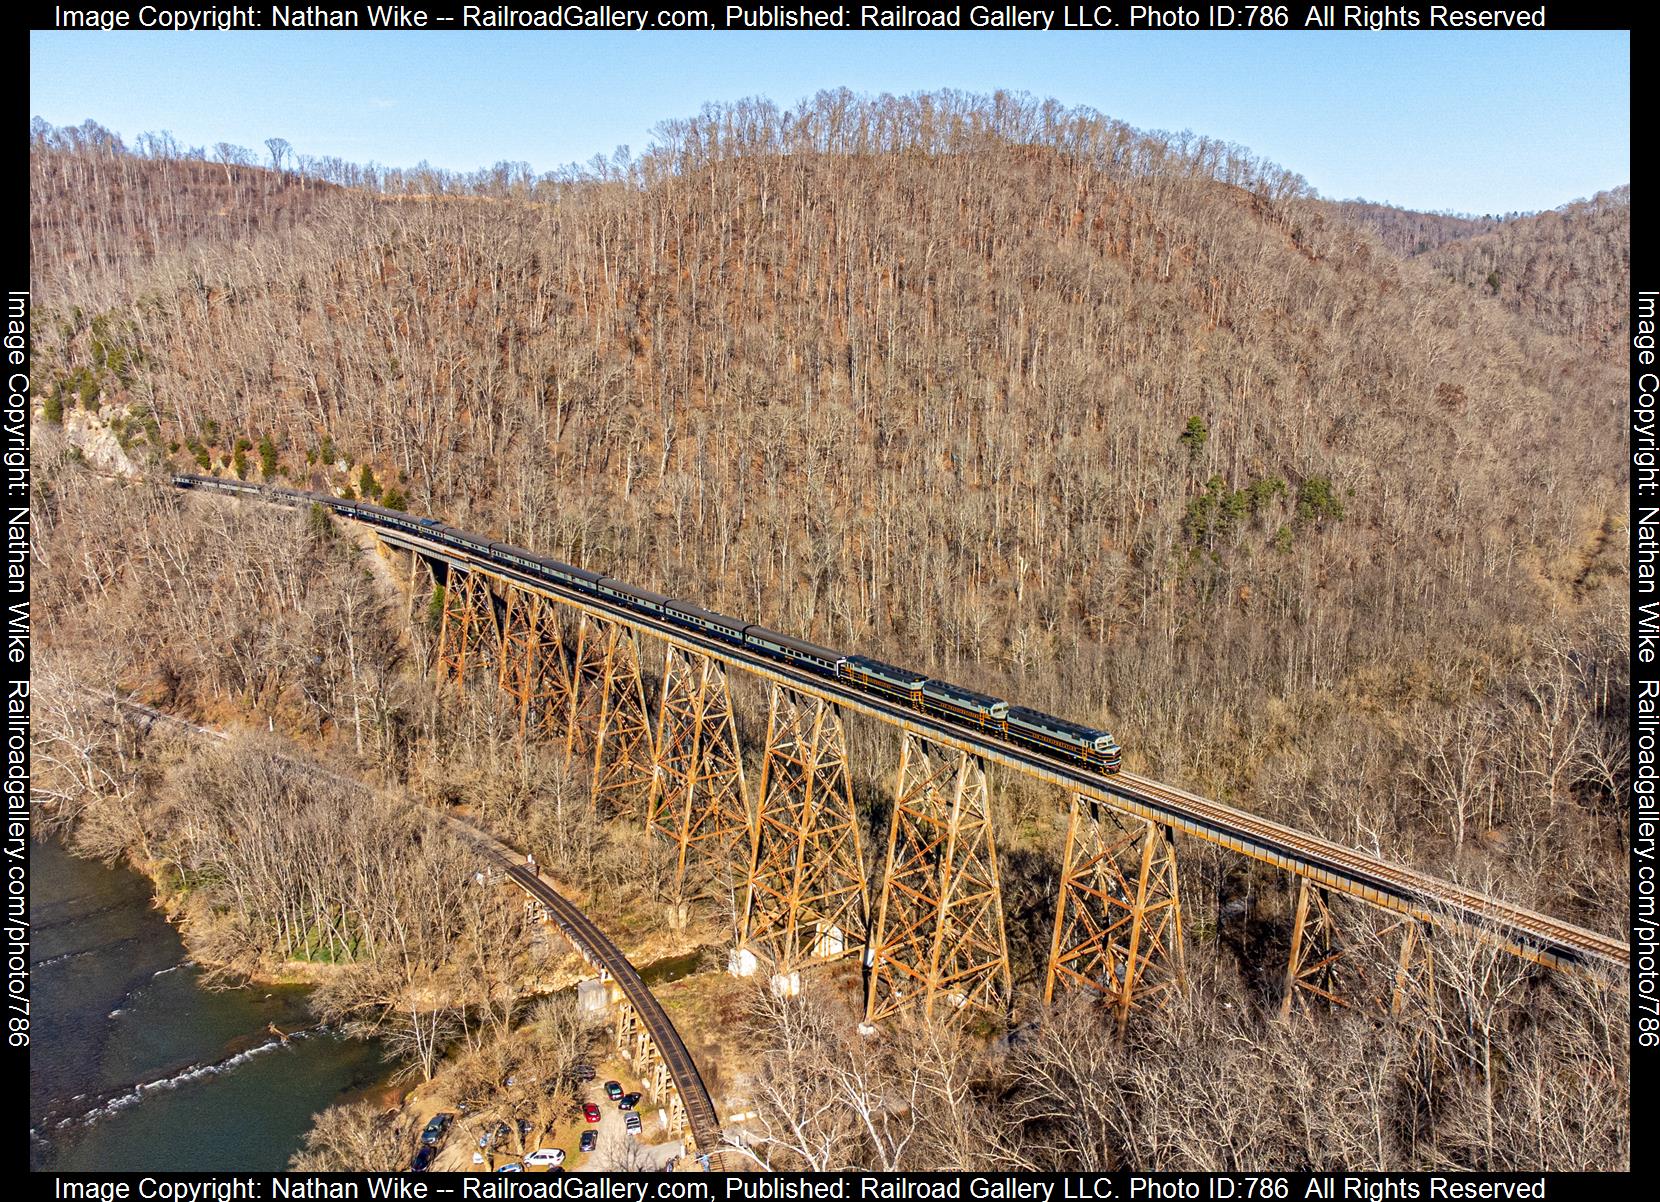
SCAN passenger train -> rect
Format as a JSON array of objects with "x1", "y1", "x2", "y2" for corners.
[{"x1": 172, "y1": 474, "x2": 1123, "y2": 774}]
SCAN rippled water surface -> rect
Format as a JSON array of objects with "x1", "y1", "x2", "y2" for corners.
[{"x1": 29, "y1": 838, "x2": 392, "y2": 1171}]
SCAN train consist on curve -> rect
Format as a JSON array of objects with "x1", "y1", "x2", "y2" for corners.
[{"x1": 173, "y1": 474, "x2": 1123, "y2": 774}]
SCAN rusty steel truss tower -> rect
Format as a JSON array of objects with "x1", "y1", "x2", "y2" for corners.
[
  {"x1": 496, "y1": 586, "x2": 564, "y2": 737},
  {"x1": 864, "y1": 732, "x2": 1012, "y2": 1023},
  {"x1": 435, "y1": 566, "x2": 501, "y2": 691},
  {"x1": 645, "y1": 646, "x2": 752, "y2": 888},
  {"x1": 1044, "y1": 794, "x2": 1186, "y2": 1030},
  {"x1": 1281, "y1": 879, "x2": 1436, "y2": 1020},
  {"x1": 739, "y1": 685, "x2": 869, "y2": 975}
]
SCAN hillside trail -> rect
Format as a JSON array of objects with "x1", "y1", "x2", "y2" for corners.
[{"x1": 1568, "y1": 511, "x2": 1621, "y2": 601}]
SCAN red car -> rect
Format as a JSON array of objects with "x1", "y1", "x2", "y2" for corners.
[{"x1": 583, "y1": 1103, "x2": 601, "y2": 1123}]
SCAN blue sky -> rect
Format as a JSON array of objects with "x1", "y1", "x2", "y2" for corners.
[{"x1": 30, "y1": 30, "x2": 1627, "y2": 214}]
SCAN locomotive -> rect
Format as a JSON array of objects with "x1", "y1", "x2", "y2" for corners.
[{"x1": 172, "y1": 475, "x2": 1123, "y2": 774}]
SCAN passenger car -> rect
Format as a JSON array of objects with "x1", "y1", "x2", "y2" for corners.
[{"x1": 170, "y1": 475, "x2": 1127, "y2": 776}]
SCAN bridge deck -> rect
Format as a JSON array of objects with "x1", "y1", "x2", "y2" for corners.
[
  {"x1": 363, "y1": 521, "x2": 1625, "y2": 975},
  {"x1": 165, "y1": 476, "x2": 1627, "y2": 974}
]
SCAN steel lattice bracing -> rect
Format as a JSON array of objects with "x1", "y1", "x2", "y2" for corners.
[
  {"x1": 583, "y1": 620, "x2": 657, "y2": 815},
  {"x1": 865, "y1": 732, "x2": 1011, "y2": 1023},
  {"x1": 1282, "y1": 881, "x2": 1360, "y2": 1017},
  {"x1": 435, "y1": 567, "x2": 501, "y2": 691},
  {"x1": 494, "y1": 594, "x2": 655, "y2": 813},
  {"x1": 496, "y1": 587, "x2": 567, "y2": 738},
  {"x1": 739, "y1": 686, "x2": 869, "y2": 974},
  {"x1": 1387, "y1": 920, "x2": 1436, "y2": 1018},
  {"x1": 179, "y1": 479, "x2": 1629, "y2": 979},
  {"x1": 1281, "y1": 879, "x2": 1437, "y2": 1020},
  {"x1": 646, "y1": 646, "x2": 751, "y2": 887},
  {"x1": 1044, "y1": 794, "x2": 1185, "y2": 1030},
  {"x1": 549, "y1": 610, "x2": 607, "y2": 767}
]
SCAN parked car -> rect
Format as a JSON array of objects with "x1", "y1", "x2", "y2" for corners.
[
  {"x1": 491, "y1": 1121, "x2": 512, "y2": 1145},
  {"x1": 619, "y1": 1092, "x2": 642, "y2": 1111},
  {"x1": 571, "y1": 1063, "x2": 596, "y2": 1081},
  {"x1": 624, "y1": 1112, "x2": 642, "y2": 1135},
  {"x1": 603, "y1": 1080, "x2": 623, "y2": 1101},
  {"x1": 524, "y1": 1148, "x2": 566, "y2": 1167},
  {"x1": 419, "y1": 1113, "x2": 453, "y2": 1146},
  {"x1": 409, "y1": 1146, "x2": 435, "y2": 1172},
  {"x1": 583, "y1": 1103, "x2": 601, "y2": 1123},
  {"x1": 579, "y1": 1131, "x2": 598, "y2": 1153},
  {"x1": 497, "y1": 1163, "x2": 524, "y2": 1173}
]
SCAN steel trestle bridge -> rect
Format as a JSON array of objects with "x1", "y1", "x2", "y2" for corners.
[{"x1": 173, "y1": 475, "x2": 1627, "y2": 1146}]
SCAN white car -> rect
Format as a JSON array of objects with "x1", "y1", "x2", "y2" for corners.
[{"x1": 524, "y1": 1148, "x2": 566, "y2": 1167}]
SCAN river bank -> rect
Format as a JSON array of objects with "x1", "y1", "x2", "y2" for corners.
[
  {"x1": 29, "y1": 837, "x2": 397, "y2": 1172},
  {"x1": 32, "y1": 821, "x2": 726, "y2": 1172}
]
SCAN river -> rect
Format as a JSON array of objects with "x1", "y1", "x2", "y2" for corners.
[{"x1": 28, "y1": 838, "x2": 394, "y2": 1172}]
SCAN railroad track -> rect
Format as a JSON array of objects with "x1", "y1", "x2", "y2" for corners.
[
  {"x1": 499, "y1": 863, "x2": 726, "y2": 1159},
  {"x1": 358, "y1": 518, "x2": 1626, "y2": 974},
  {"x1": 1113, "y1": 772, "x2": 1626, "y2": 969},
  {"x1": 65, "y1": 686, "x2": 734, "y2": 1161},
  {"x1": 161, "y1": 477, "x2": 1627, "y2": 975}
]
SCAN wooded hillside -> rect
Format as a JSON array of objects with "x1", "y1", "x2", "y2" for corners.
[
  {"x1": 29, "y1": 90, "x2": 1630, "y2": 1171},
  {"x1": 1423, "y1": 187, "x2": 1631, "y2": 347},
  {"x1": 31, "y1": 93, "x2": 1629, "y2": 924}
]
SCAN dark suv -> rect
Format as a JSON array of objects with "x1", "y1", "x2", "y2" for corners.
[{"x1": 419, "y1": 1113, "x2": 453, "y2": 1146}]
